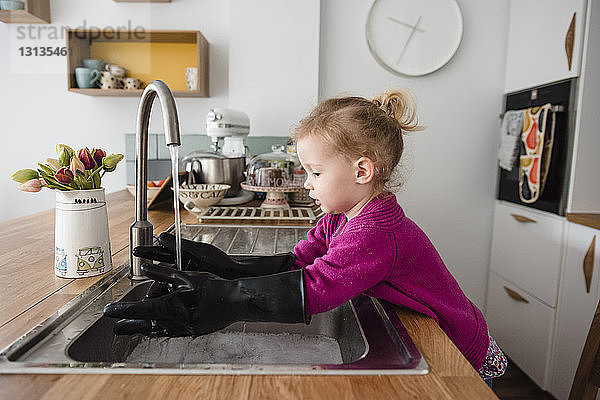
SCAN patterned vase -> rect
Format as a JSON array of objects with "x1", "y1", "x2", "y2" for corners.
[{"x1": 54, "y1": 188, "x2": 112, "y2": 278}]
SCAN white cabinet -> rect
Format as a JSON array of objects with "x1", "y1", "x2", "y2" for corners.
[
  {"x1": 487, "y1": 272, "x2": 556, "y2": 389},
  {"x1": 504, "y1": 0, "x2": 587, "y2": 92},
  {"x1": 491, "y1": 1, "x2": 600, "y2": 394},
  {"x1": 549, "y1": 223, "x2": 600, "y2": 400},
  {"x1": 489, "y1": 202, "x2": 564, "y2": 306},
  {"x1": 486, "y1": 201, "x2": 565, "y2": 389}
]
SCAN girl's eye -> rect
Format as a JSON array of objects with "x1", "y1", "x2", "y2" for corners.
[{"x1": 312, "y1": 172, "x2": 320, "y2": 177}]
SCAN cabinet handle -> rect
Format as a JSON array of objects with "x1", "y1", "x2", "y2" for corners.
[
  {"x1": 565, "y1": 12, "x2": 576, "y2": 71},
  {"x1": 510, "y1": 213, "x2": 537, "y2": 223},
  {"x1": 503, "y1": 286, "x2": 529, "y2": 303},
  {"x1": 583, "y1": 236, "x2": 596, "y2": 293}
]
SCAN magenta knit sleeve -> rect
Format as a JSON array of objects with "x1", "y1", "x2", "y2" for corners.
[
  {"x1": 293, "y1": 217, "x2": 329, "y2": 269},
  {"x1": 301, "y1": 229, "x2": 395, "y2": 315}
]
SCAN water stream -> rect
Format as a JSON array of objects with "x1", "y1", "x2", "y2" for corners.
[{"x1": 169, "y1": 145, "x2": 183, "y2": 271}]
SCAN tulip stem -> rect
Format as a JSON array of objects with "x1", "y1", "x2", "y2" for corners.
[
  {"x1": 49, "y1": 182, "x2": 74, "y2": 191},
  {"x1": 54, "y1": 181, "x2": 75, "y2": 191},
  {"x1": 87, "y1": 167, "x2": 103, "y2": 181}
]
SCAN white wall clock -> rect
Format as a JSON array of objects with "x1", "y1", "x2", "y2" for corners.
[{"x1": 366, "y1": 0, "x2": 463, "y2": 77}]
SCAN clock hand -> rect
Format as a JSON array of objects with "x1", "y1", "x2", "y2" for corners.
[
  {"x1": 396, "y1": 16, "x2": 422, "y2": 65},
  {"x1": 387, "y1": 16, "x2": 425, "y2": 33}
]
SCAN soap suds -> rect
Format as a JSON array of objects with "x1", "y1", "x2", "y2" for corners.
[{"x1": 125, "y1": 331, "x2": 343, "y2": 365}]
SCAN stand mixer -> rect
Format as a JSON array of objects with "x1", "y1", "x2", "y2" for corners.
[
  {"x1": 181, "y1": 108, "x2": 254, "y2": 205},
  {"x1": 206, "y1": 108, "x2": 250, "y2": 156}
]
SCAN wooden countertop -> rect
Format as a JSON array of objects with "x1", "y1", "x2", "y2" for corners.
[
  {"x1": 567, "y1": 213, "x2": 600, "y2": 231},
  {"x1": 0, "y1": 190, "x2": 496, "y2": 399}
]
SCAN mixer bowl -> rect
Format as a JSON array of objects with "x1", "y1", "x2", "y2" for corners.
[{"x1": 182, "y1": 151, "x2": 245, "y2": 197}]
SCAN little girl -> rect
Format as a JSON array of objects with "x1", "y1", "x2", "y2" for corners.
[
  {"x1": 291, "y1": 90, "x2": 506, "y2": 384},
  {"x1": 104, "y1": 89, "x2": 506, "y2": 386}
]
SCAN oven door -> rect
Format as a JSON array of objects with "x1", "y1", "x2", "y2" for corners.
[{"x1": 496, "y1": 79, "x2": 575, "y2": 216}]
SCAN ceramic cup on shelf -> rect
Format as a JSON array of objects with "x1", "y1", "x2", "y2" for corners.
[
  {"x1": 122, "y1": 77, "x2": 141, "y2": 90},
  {"x1": 54, "y1": 189, "x2": 112, "y2": 279},
  {"x1": 75, "y1": 67, "x2": 100, "y2": 89},
  {"x1": 81, "y1": 59, "x2": 105, "y2": 71},
  {"x1": 104, "y1": 64, "x2": 126, "y2": 78},
  {"x1": 98, "y1": 71, "x2": 123, "y2": 89},
  {"x1": 185, "y1": 67, "x2": 199, "y2": 90}
]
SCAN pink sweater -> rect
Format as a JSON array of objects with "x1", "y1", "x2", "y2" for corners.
[{"x1": 293, "y1": 192, "x2": 489, "y2": 370}]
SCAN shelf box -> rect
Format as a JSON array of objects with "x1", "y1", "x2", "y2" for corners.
[
  {"x1": 66, "y1": 29, "x2": 209, "y2": 97},
  {"x1": 0, "y1": 0, "x2": 50, "y2": 24}
]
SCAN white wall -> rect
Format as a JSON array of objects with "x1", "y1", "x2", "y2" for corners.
[
  {"x1": 229, "y1": 0, "x2": 320, "y2": 137},
  {"x1": 319, "y1": 0, "x2": 509, "y2": 307}
]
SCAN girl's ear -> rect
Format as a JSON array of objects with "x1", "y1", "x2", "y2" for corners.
[{"x1": 354, "y1": 157, "x2": 375, "y2": 184}]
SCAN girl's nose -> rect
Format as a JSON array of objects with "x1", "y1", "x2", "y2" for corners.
[{"x1": 304, "y1": 178, "x2": 313, "y2": 190}]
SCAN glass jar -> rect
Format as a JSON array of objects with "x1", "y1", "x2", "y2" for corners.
[{"x1": 246, "y1": 145, "x2": 302, "y2": 187}]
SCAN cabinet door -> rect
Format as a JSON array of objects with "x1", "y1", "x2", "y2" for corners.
[
  {"x1": 505, "y1": 0, "x2": 586, "y2": 92},
  {"x1": 549, "y1": 223, "x2": 600, "y2": 400},
  {"x1": 486, "y1": 272, "x2": 555, "y2": 389},
  {"x1": 489, "y1": 202, "x2": 564, "y2": 306}
]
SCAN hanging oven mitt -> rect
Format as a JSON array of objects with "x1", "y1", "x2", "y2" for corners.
[
  {"x1": 498, "y1": 110, "x2": 525, "y2": 171},
  {"x1": 519, "y1": 103, "x2": 555, "y2": 203}
]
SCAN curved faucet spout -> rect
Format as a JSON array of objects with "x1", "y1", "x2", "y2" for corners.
[{"x1": 130, "y1": 80, "x2": 181, "y2": 280}]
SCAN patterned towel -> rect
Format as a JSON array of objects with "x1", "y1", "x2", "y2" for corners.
[
  {"x1": 498, "y1": 110, "x2": 525, "y2": 171},
  {"x1": 519, "y1": 104, "x2": 556, "y2": 203}
]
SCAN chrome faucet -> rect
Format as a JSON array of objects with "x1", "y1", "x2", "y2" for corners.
[{"x1": 130, "y1": 80, "x2": 181, "y2": 280}]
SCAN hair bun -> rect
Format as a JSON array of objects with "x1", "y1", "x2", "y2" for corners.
[{"x1": 372, "y1": 89, "x2": 421, "y2": 133}]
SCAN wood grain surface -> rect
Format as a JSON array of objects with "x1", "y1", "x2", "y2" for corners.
[
  {"x1": 0, "y1": 190, "x2": 497, "y2": 399},
  {"x1": 567, "y1": 213, "x2": 600, "y2": 231}
]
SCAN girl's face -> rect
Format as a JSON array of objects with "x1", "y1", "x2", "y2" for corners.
[{"x1": 297, "y1": 135, "x2": 374, "y2": 218}]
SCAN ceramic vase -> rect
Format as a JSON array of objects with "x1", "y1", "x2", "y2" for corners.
[{"x1": 54, "y1": 188, "x2": 112, "y2": 279}]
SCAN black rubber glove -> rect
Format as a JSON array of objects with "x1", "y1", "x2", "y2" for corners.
[
  {"x1": 103, "y1": 263, "x2": 309, "y2": 337},
  {"x1": 133, "y1": 232, "x2": 295, "y2": 279}
]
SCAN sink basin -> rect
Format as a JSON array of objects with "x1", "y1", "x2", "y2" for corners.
[
  {"x1": 68, "y1": 281, "x2": 365, "y2": 366},
  {"x1": 0, "y1": 225, "x2": 429, "y2": 375}
]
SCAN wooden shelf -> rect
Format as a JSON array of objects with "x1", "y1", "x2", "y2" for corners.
[
  {"x1": 66, "y1": 29, "x2": 209, "y2": 97},
  {"x1": 0, "y1": 0, "x2": 50, "y2": 24},
  {"x1": 68, "y1": 88, "x2": 206, "y2": 97}
]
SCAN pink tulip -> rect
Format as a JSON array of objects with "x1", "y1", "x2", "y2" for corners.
[
  {"x1": 78, "y1": 148, "x2": 95, "y2": 170},
  {"x1": 18, "y1": 179, "x2": 42, "y2": 193},
  {"x1": 55, "y1": 167, "x2": 74, "y2": 184},
  {"x1": 93, "y1": 148, "x2": 106, "y2": 165},
  {"x1": 70, "y1": 155, "x2": 85, "y2": 175}
]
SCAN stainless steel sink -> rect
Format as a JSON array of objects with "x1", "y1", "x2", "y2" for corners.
[{"x1": 0, "y1": 225, "x2": 429, "y2": 375}]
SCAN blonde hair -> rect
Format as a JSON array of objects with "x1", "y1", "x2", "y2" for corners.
[{"x1": 293, "y1": 89, "x2": 421, "y2": 191}]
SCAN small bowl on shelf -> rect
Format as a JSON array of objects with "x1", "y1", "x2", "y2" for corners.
[
  {"x1": 176, "y1": 184, "x2": 231, "y2": 210},
  {"x1": 126, "y1": 184, "x2": 161, "y2": 203}
]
